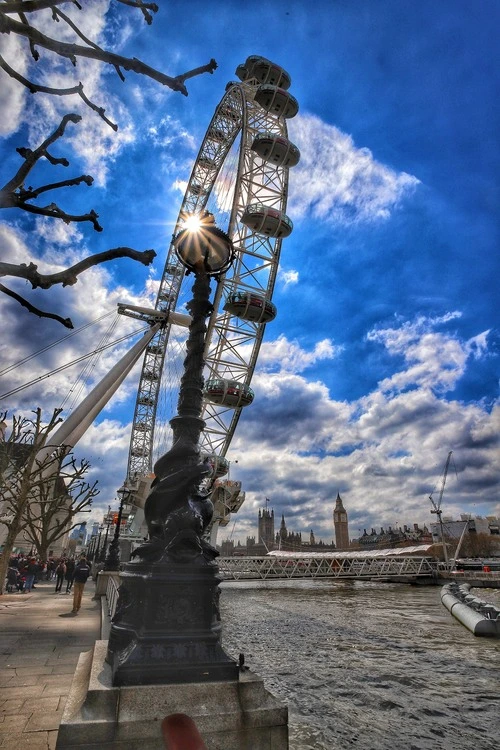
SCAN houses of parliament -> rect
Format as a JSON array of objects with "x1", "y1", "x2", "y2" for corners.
[{"x1": 219, "y1": 493, "x2": 350, "y2": 556}]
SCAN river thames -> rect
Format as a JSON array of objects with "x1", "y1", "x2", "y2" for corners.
[{"x1": 220, "y1": 579, "x2": 499, "y2": 750}]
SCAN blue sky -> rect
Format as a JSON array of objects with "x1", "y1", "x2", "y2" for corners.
[{"x1": 0, "y1": 0, "x2": 498, "y2": 544}]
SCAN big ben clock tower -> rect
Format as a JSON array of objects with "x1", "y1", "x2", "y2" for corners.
[{"x1": 333, "y1": 492, "x2": 349, "y2": 550}]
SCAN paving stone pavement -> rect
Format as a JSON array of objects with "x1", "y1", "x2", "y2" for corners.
[{"x1": 0, "y1": 579, "x2": 100, "y2": 749}]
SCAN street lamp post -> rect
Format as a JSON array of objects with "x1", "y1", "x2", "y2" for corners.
[
  {"x1": 98, "y1": 507, "x2": 112, "y2": 563},
  {"x1": 107, "y1": 213, "x2": 239, "y2": 686},
  {"x1": 104, "y1": 487, "x2": 128, "y2": 571}
]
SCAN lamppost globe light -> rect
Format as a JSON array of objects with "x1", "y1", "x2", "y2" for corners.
[{"x1": 173, "y1": 213, "x2": 234, "y2": 276}]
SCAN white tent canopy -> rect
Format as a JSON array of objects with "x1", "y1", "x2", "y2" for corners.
[{"x1": 267, "y1": 544, "x2": 436, "y2": 559}]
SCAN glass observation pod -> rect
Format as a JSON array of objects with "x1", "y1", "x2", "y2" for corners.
[
  {"x1": 236, "y1": 56, "x2": 291, "y2": 90},
  {"x1": 254, "y1": 85, "x2": 299, "y2": 119},
  {"x1": 202, "y1": 453, "x2": 230, "y2": 479},
  {"x1": 241, "y1": 204, "x2": 293, "y2": 238},
  {"x1": 204, "y1": 378, "x2": 254, "y2": 408},
  {"x1": 251, "y1": 132, "x2": 301, "y2": 168},
  {"x1": 224, "y1": 291, "x2": 277, "y2": 323}
]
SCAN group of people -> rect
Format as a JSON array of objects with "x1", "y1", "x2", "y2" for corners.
[
  {"x1": 6, "y1": 555, "x2": 46, "y2": 593},
  {"x1": 5, "y1": 554, "x2": 91, "y2": 613}
]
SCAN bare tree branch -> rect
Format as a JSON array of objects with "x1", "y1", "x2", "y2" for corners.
[
  {"x1": 1, "y1": 112, "x2": 80, "y2": 195},
  {"x1": 0, "y1": 3, "x2": 217, "y2": 325},
  {"x1": 17, "y1": 174, "x2": 93, "y2": 202},
  {"x1": 14, "y1": 200, "x2": 102, "y2": 230},
  {"x1": 0, "y1": 13, "x2": 217, "y2": 96},
  {"x1": 0, "y1": 56, "x2": 118, "y2": 128},
  {"x1": 0, "y1": 2, "x2": 78, "y2": 12},
  {"x1": 0, "y1": 283, "x2": 74, "y2": 328},
  {"x1": 0, "y1": 113, "x2": 106, "y2": 229},
  {"x1": 0, "y1": 247, "x2": 156, "y2": 289},
  {"x1": 116, "y1": 0, "x2": 158, "y2": 25}
]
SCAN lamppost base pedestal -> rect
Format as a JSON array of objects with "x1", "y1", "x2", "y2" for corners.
[
  {"x1": 55, "y1": 641, "x2": 289, "y2": 750},
  {"x1": 106, "y1": 557, "x2": 239, "y2": 686}
]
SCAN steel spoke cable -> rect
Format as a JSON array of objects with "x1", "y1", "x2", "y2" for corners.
[
  {"x1": 0, "y1": 326, "x2": 149, "y2": 399},
  {"x1": 59, "y1": 313, "x2": 121, "y2": 411},
  {"x1": 0, "y1": 310, "x2": 115, "y2": 378}
]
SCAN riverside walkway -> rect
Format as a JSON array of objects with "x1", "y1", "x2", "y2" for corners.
[{"x1": 0, "y1": 579, "x2": 100, "y2": 749}]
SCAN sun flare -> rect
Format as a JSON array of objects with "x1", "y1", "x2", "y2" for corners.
[{"x1": 182, "y1": 214, "x2": 203, "y2": 232}]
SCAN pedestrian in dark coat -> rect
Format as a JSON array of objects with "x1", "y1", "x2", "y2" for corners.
[
  {"x1": 65, "y1": 558, "x2": 75, "y2": 593},
  {"x1": 55, "y1": 560, "x2": 66, "y2": 592},
  {"x1": 71, "y1": 558, "x2": 91, "y2": 613}
]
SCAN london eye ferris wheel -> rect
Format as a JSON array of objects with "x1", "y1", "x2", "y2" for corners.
[{"x1": 124, "y1": 55, "x2": 300, "y2": 536}]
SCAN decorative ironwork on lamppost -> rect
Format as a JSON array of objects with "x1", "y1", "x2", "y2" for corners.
[
  {"x1": 104, "y1": 487, "x2": 128, "y2": 571},
  {"x1": 107, "y1": 212, "x2": 239, "y2": 686}
]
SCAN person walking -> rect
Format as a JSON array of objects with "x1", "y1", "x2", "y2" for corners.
[
  {"x1": 71, "y1": 557, "x2": 91, "y2": 614},
  {"x1": 6, "y1": 565, "x2": 19, "y2": 593},
  {"x1": 65, "y1": 558, "x2": 75, "y2": 593},
  {"x1": 55, "y1": 559, "x2": 66, "y2": 592},
  {"x1": 24, "y1": 558, "x2": 37, "y2": 593}
]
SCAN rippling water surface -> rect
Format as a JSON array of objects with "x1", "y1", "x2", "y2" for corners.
[{"x1": 220, "y1": 580, "x2": 500, "y2": 750}]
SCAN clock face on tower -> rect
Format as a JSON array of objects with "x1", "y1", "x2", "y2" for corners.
[{"x1": 341, "y1": 513, "x2": 347, "y2": 522}]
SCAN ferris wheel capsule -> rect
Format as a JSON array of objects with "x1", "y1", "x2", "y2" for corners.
[
  {"x1": 241, "y1": 204, "x2": 293, "y2": 238},
  {"x1": 204, "y1": 378, "x2": 254, "y2": 408},
  {"x1": 202, "y1": 453, "x2": 230, "y2": 479},
  {"x1": 254, "y1": 85, "x2": 299, "y2": 118},
  {"x1": 224, "y1": 291, "x2": 277, "y2": 323},
  {"x1": 236, "y1": 56, "x2": 292, "y2": 90},
  {"x1": 251, "y1": 132, "x2": 301, "y2": 167}
]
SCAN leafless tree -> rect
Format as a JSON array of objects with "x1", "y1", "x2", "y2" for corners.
[
  {"x1": 0, "y1": 0, "x2": 217, "y2": 327},
  {"x1": 0, "y1": 407, "x2": 98, "y2": 592},
  {"x1": 21, "y1": 448, "x2": 99, "y2": 561}
]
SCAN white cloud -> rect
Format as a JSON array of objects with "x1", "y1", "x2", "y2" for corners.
[
  {"x1": 223, "y1": 314, "x2": 499, "y2": 542},
  {"x1": 367, "y1": 314, "x2": 491, "y2": 395},
  {"x1": 288, "y1": 113, "x2": 420, "y2": 224},
  {"x1": 278, "y1": 267, "x2": 299, "y2": 286},
  {"x1": 35, "y1": 217, "x2": 84, "y2": 247},
  {"x1": 0, "y1": 33, "x2": 27, "y2": 135},
  {"x1": 250, "y1": 334, "x2": 339, "y2": 374}
]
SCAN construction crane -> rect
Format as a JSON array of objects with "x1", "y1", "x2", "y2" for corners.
[{"x1": 429, "y1": 450, "x2": 453, "y2": 567}]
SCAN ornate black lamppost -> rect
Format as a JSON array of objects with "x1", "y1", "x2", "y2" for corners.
[
  {"x1": 107, "y1": 212, "x2": 239, "y2": 686},
  {"x1": 104, "y1": 486, "x2": 129, "y2": 571},
  {"x1": 98, "y1": 506, "x2": 112, "y2": 563}
]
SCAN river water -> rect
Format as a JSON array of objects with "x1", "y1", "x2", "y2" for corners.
[{"x1": 220, "y1": 579, "x2": 500, "y2": 750}]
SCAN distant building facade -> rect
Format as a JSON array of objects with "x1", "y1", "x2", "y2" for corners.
[
  {"x1": 333, "y1": 492, "x2": 349, "y2": 550},
  {"x1": 219, "y1": 501, "x2": 336, "y2": 556},
  {"x1": 355, "y1": 523, "x2": 432, "y2": 550},
  {"x1": 430, "y1": 514, "x2": 500, "y2": 543},
  {"x1": 258, "y1": 505, "x2": 275, "y2": 551}
]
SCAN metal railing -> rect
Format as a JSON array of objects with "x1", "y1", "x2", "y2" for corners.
[
  {"x1": 106, "y1": 574, "x2": 120, "y2": 619},
  {"x1": 217, "y1": 555, "x2": 438, "y2": 580}
]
